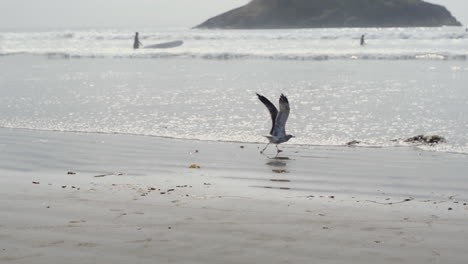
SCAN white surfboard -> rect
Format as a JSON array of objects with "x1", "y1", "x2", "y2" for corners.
[{"x1": 144, "y1": 40, "x2": 184, "y2": 49}]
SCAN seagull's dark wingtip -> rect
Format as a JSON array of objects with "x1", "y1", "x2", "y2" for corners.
[{"x1": 280, "y1": 94, "x2": 289, "y2": 103}]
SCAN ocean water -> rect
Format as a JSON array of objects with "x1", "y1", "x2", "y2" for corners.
[
  {"x1": 1, "y1": 27, "x2": 468, "y2": 154},
  {"x1": 1, "y1": 27, "x2": 468, "y2": 60}
]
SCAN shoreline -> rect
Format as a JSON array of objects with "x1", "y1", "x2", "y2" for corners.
[
  {"x1": 2, "y1": 126, "x2": 467, "y2": 157},
  {"x1": 1, "y1": 127, "x2": 467, "y2": 200},
  {"x1": 1, "y1": 127, "x2": 468, "y2": 263}
]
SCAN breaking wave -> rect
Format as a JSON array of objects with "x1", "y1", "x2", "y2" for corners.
[
  {"x1": 1, "y1": 51, "x2": 467, "y2": 61},
  {"x1": 1, "y1": 27, "x2": 467, "y2": 61},
  {"x1": 1, "y1": 27, "x2": 467, "y2": 41}
]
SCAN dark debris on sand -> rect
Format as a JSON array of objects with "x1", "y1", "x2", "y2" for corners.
[
  {"x1": 346, "y1": 140, "x2": 361, "y2": 146},
  {"x1": 403, "y1": 134, "x2": 446, "y2": 144},
  {"x1": 348, "y1": 134, "x2": 446, "y2": 146}
]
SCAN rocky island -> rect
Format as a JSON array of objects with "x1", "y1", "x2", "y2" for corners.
[{"x1": 195, "y1": 0, "x2": 461, "y2": 29}]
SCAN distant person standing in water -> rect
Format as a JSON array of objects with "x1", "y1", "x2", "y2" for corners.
[
  {"x1": 360, "y1": 34, "x2": 366, "y2": 46},
  {"x1": 133, "y1": 32, "x2": 143, "y2": 49}
]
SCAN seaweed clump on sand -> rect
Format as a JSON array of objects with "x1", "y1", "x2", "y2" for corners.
[{"x1": 403, "y1": 135, "x2": 446, "y2": 145}]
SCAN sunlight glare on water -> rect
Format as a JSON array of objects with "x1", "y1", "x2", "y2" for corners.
[
  {"x1": 1, "y1": 55, "x2": 467, "y2": 154},
  {"x1": 1, "y1": 27, "x2": 468, "y2": 153}
]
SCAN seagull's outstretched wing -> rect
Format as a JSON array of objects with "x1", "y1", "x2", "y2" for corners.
[
  {"x1": 256, "y1": 93, "x2": 278, "y2": 135},
  {"x1": 273, "y1": 94, "x2": 290, "y2": 137}
]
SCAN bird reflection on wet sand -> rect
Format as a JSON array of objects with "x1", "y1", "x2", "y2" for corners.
[{"x1": 265, "y1": 156, "x2": 290, "y2": 168}]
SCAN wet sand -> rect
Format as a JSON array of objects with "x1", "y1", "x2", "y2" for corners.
[{"x1": 1, "y1": 127, "x2": 468, "y2": 264}]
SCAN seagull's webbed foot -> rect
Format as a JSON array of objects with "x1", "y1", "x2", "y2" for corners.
[{"x1": 275, "y1": 144, "x2": 283, "y2": 154}]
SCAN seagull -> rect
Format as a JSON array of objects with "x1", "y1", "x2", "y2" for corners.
[{"x1": 256, "y1": 93, "x2": 294, "y2": 154}]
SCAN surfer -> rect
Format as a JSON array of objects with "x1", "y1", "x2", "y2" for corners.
[
  {"x1": 360, "y1": 34, "x2": 366, "y2": 46},
  {"x1": 133, "y1": 32, "x2": 143, "y2": 49}
]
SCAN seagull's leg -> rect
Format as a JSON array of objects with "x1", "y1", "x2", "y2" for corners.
[
  {"x1": 260, "y1": 143, "x2": 270, "y2": 154},
  {"x1": 276, "y1": 144, "x2": 283, "y2": 154}
]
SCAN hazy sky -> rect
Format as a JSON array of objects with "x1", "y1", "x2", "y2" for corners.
[{"x1": 0, "y1": 0, "x2": 466, "y2": 30}]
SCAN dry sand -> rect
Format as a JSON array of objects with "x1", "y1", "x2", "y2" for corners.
[{"x1": 1, "y1": 128, "x2": 468, "y2": 264}]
